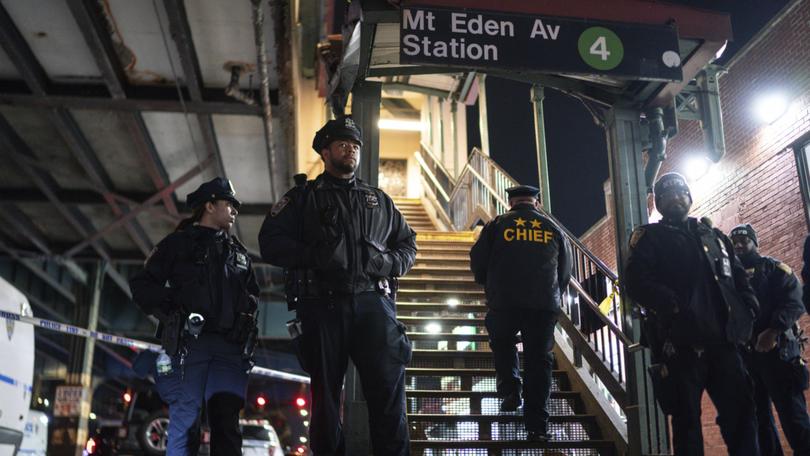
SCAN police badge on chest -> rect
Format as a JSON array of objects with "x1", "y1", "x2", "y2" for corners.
[
  {"x1": 365, "y1": 192, "x2": 379, "y2": 209},
  {"x1": 235, "y1": 252, "x2": 248, "y2": 270}
]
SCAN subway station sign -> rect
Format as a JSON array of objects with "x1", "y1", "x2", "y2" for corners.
[{"x1": 400, "y1": 6, "x2": 683, "y2": 81}]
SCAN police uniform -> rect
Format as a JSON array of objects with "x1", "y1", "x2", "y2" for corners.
[
  {"x1": 130, "y1": 177, "x2": 260, "y2": 456},
  {"x1": 624, "y1": 173, "x2": 760, "y2": 455},
  {"x1": 731, "y1": 224, "x2": 810, "y2": 456},
  {"x1": 469, "y1": 185, "x2": 572, "y2": 441},
  {"x1": 258, "y1": 117, "x2": 417, "y2": 456}
]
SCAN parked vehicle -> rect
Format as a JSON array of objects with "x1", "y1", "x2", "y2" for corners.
[
  {"x1": 240, "y1": 419, "x2": 284, "y2": 456},
  {"x1": 0, "y1": 277, "x2": 35, "y2": 456}
]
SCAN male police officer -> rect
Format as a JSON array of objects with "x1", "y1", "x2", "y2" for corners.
[
  {"x1": 624, "y1": 172, "x2": 760, "y2": 455},
  {"x1": 469, "y1": 185, "x2": 572, "y2": 442},
  {"x1": 258, "y1": 116, "x2": 417, "y2": 455},
  {"x1": 731, "y1": 224, "x2": 810, "y2": 455},
  {"x1": 130, "y1": 177, "x2": 260, "y2": 456}
]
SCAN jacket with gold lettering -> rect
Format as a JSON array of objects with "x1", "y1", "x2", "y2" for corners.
[
  {"x1": 624, "y1": 217, "x2": 759, "y2": 347},
  {"x1": 469, "y1": 202, "x2": 572, "y2": 312}
]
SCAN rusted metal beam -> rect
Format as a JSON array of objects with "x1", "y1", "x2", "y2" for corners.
[
  {"x1": 65, "y1": 154, "x2": 216, "y2": 258},
  {"x1": 66, "y1": 0, "x2": 180, "y2": 216}
]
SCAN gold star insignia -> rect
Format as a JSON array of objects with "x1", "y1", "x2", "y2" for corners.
[
  {"x1": 515, "y1": 217, "x2": 526, "y2": 227},
  {"x1": 530, "y1": 219, "x2": 541, "y2": 229}
]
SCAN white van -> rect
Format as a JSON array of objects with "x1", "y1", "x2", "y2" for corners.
[
  {"x1": 0, "y1": 277, "x2": 36, "y2": 456},
  {"x1": 17, "y1": 411, "x2": 47, "y2": 456}
]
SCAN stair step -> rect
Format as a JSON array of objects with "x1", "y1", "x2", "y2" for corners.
[
  {"x1": 399, "y1": 316, "x2": 484, "y2": 326},
  {"x1": 397, "y1": 290, "x2": 485, "y2": 302},
  {"x1": 407, "y1": 333, "x2": 491, "y2": 342},
  {"x1": 408, "y1": 266, "x2": 474, "y2": 277},
  {"x1": 414, "y1": 244, "x2": 475, "y2": 251},
  {"x1": 407, "y1": 368, "x2": 565, "y2": 377},
  {"x1": 400, "y1": 276, "x2": 477, "y2": 284},
  {"x1": 397, "y1": 303, "x2": 486, "y2": 313},
  {"x1": 411, "y1": 350, "x2": 500, "y2": 360},
  {"x1": 410, "y1": 439, "x2": 615, "y2": 451},
  {"x1": 407, "y1": 390, "x2": 578, "y2": 400},
  {"x1": 416, "y1": 231, "x2": 476, "y2": 241}
]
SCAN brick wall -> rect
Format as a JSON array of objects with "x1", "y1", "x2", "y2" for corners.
[{"x1": 579, "y1": 1, "x2": 810, "y2": 453}]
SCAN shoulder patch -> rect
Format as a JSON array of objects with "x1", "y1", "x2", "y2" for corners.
[
  {"x1": 629, "y1": 227, "x2": 645, "y2": 249},
  {"x1": 777, "y1": 262, "x2": 793, "y2": 275},
  {"x1": 270, "y1": 196, "x2": 290, "y2": 217}
]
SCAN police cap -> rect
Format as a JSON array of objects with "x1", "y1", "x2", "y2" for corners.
[
  {"x1": 506, "y1": 185, "x2": 540, "y2": 199},
  {"x1": 730, "y1": 223, "x2": 758, "y2": 246},
  {"x1": 312, "y1": 116, "x2": 363, "y2": 153},
  {"x1": 653, "y1": 172, "x2": 691, "y2": 203},
  {"x1": 186, "y1": 177, "x2": 241, "y2": 210}
]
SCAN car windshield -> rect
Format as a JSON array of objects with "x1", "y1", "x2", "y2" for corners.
[{"x1": 241, "y1": 425, "x2": 271, "y2": 441}]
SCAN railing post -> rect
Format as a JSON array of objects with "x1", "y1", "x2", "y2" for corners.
[
  {"x1": 531, "y1": 85, "x2": 552, "y2": 213},
  {"x1": 606, "y1": 105, "x2": 669, "y2": 455}
]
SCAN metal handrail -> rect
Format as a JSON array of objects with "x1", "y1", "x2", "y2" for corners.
[{"x1": 416, "y1": 143, "x2": 630, "y2": 414}]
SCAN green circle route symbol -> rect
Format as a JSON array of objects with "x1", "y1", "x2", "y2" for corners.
[{"x1": 578, "y1": 27, "x2": 624, "y2": 70}]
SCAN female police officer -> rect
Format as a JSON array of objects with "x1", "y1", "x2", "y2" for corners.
[{"x1": 130, "y1": 177, "x2": 260, "y2": 456}]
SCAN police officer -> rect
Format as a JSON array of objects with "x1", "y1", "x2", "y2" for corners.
[
  {"x1": 130, "y1": 177, "x2": 260, "y2": 456},
  {"x1": 624, "y1": 172, "x2": 760, "y2": 455},
  {"x1": 258, "y1": 116, "x2": 417, "y2": 456},
  {"x1": 469, "y1": 185, "x2": 572, "y2": 442},
  {"x1": 731, "y1": 224, "x2": 810, "y2": 455}
]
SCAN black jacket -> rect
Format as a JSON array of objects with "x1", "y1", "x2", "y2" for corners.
[
  {"x1": 129, "y1": 225, "x2": 260, "y2": 332},
  {"x1": 258, "y1": 172, "x2": 417, "y2": 298},
  {"x1": 624, "y1": 217, "x2": 759, "y2": 347},
  {"x1": 744, "y1": 255, "x2": 805, "y2": 336},
  {"x1": 469, "y1": 203, "x2": 572, "y2": 312}
]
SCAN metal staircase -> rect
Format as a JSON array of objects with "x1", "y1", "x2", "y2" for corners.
[
  {"x1": 393, "y1": 224, "x2": 617, "y2": 455},
  {"x1": 386, "y1": 143, "x2": 640, "y2": 455}
]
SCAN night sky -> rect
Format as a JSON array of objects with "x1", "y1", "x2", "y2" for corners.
[{"x1": 466, "y1": 0, "x2": 791, "y2": 236}]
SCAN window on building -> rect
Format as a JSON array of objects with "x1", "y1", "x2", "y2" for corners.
[{"x1": 795, "y1": 135, "x2": 810, "y2": 228}]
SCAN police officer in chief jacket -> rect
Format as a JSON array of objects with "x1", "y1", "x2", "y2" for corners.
[
  {"x1": 130, "y1": 178, "x2": 260, "y2": 456},
  {"x1": 469, "y1": 185, "x2": 572, "y2": 441},
  {"x1": 624, "y1": 172, "x2": 760, "y2": 455},
  {"x1": 259, "y1": 116, "x2": 417, "y2": 456},
  {"x1": 730, "y1": 224, "x2": 810, "y2": 455}
]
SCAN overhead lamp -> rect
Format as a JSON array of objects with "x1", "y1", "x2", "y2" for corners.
[
  {"x1": 378, "y1": 119, "x2": 423, "y2": 131},
  {"x1": 446, "y1": 298, "x2": 460, "y2": 308},
  {"x1": 754, "y1": 92, "x2": 789, "y2": 124},
  {"x1": 685, "y1": 156, "x2": 712, "y2": 181}
]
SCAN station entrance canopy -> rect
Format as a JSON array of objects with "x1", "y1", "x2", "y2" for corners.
[{"x1": 330, "y1": 0, "x2": 732, "y2": 109}]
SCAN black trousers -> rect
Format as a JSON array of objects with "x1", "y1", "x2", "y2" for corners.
[
  {"x1": 297, "y1": 291, "x2": 411, "y2": 456},
  {"x1": 485, "y1": 308, "x2": 557, "y2": 434},
  {"x1": 743, "y1": 350, "x2": 810, "y2": 456},
  {"x1": 660, "y1": 345, "x2": 759, "y2": 455}
]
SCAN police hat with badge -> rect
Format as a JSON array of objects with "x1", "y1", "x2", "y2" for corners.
[
  {"x1": 653, "y1": 172, "x2": 692, "y2": 205},
  {"x1": 186, "y1": 177, "x2": 242, "y2": 210},
  {"x1": 730, "y1": 224, "x2": 758, "y2": 247},
  {"x1": 312, "y1": 115, "x2": 363, "y2": 153},
  {"x1": 506, "y1": 185, "x2": 540, "y2": 200}
]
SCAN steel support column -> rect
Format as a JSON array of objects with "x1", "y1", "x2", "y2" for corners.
[
  {"x1": 477, "y1": 74, "x2": 490, "y2": 156},
  {"x1": 606, "y1": 106, "x2": 668, "y2": 455},
  {"x1": 531, "y1": 85, "x2": 552, "y2": 212},
  {"x1": 351, "y1": 80, "x2": 381, "y2": 187},
  {"x1": 71, "y1": 262, "x2": 104, "y2": 456}
]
